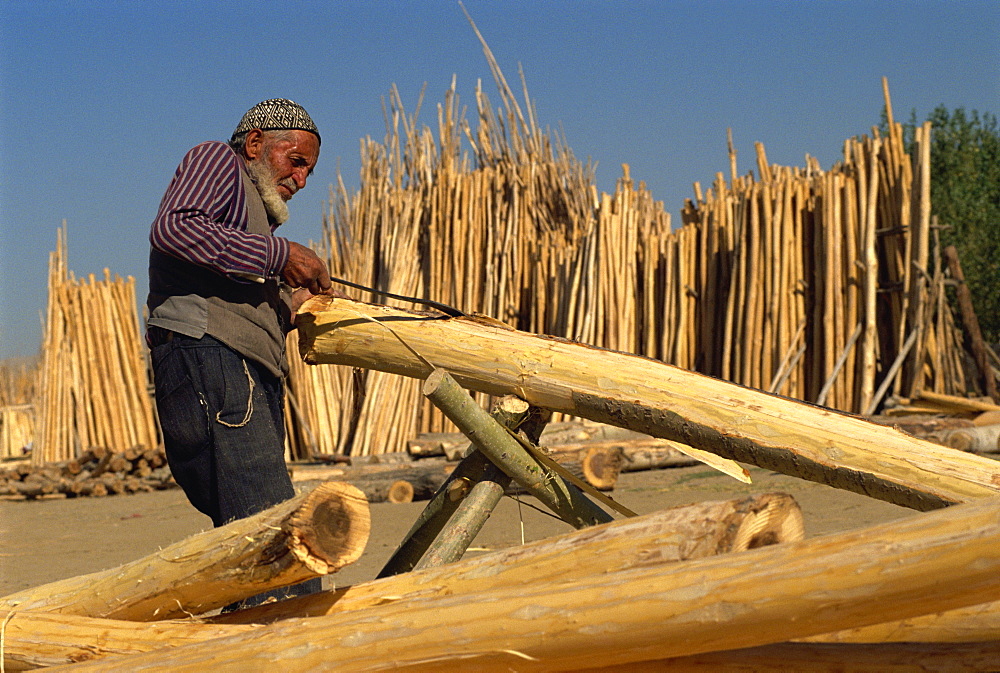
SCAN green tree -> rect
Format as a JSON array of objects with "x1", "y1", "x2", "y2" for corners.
[{"x1": 896, "y1": 107, "x2": 1000, "y2": 344}]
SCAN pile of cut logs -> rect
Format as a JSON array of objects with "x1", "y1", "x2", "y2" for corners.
[
  {"x1": 0, "y1": 446, "x2": 174, "y2": 499},
  {"x1": 4, "y1": 475, "x2": 1000, "y2": 669}
]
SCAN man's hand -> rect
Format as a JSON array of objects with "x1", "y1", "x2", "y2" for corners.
[{"x1": 282, "y1": 242, "x2": 332, "y2": 294}]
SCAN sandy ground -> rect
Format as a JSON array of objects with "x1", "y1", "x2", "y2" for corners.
[{"x1": 0, "y1": 461, "x2": 920, "y2": 596}]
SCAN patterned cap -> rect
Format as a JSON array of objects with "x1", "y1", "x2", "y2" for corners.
[{"x1": 231, "y1": 98, "x2": 320, "y2": 143}]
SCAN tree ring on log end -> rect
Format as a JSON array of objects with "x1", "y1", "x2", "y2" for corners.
[{"x1": 286, "y1": 483, "x2": 370, "y2": 573}]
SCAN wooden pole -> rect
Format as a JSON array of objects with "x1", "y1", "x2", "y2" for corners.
[
  {"x1": 53, "y1": 493, "x2": 1000, "y2": 672},
  {"x1": 421, "y1": 368, "x2": 612, "y2": 528},
  {"x1": 412, "y1": 396, "x2": 541, "y2": 570},
  {"x1": 0, "y1": 610, "x2": 252, "y2": 671},
  {"x1": 298, "y1": 298, "x2": 1000, "y2": 510},
  {"x1": 3, "y1": 494, "x2": 802, "y2": 670},
  {"x1": 0, "y1": 482, "x2": 369, "y2": 620},
  {"x1": 217, "y1": 493, "x2": 805, "y2": 626},
  {"x1": 577, "y1": 641, "x2": 1000, "y2": 673},
  {"x1": 943, "y1": 245, "x2": 998, "y2": 402}
]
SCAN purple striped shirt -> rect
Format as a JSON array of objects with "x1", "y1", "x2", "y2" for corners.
[{"x1": 150, "y1": 141, "x2": 289, "y2": 281}]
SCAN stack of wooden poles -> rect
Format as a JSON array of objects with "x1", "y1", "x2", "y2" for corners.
[
  {"x1": 283, "y1": 73, "x2": 976, "y2": 458},
  {"x1": 32, "y1": 224, "x2": 158, "y2": 464},
  {"x1": 0, "y1": 360, "x2": 36, "y2": 459}
]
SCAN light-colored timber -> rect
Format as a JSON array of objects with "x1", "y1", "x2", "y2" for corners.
[
  {"x1": 0, "y1": 482, "x2": 369, "y2": 621},
  {"x1": 45, "y1": 493, "x2": 1000, "y2": 671},
  {"x1": 298, "y1": 296, "x2": 1000, "y2": 510},
  {"x1": 8, "y1": 554, "x2": 1000, "y2": 670},
  {"x1": 215, "y1": 492, "x2": 804, "y2": 625},
  {"x1": 0, "y1": 610, "x2": 252, "y2": 671},
  {"x1": 4, "y1": 494, "x2": 801, "y2": 669},
  {"x1": 804, "y1": 600, "x2": 1000, "y2": 644},
  {"x1": 575, "y1": 641, "x2": 1000, "y2": 673}
]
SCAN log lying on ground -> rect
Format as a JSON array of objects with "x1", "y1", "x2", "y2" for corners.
[
  {"x1": 56, "y1": 493, "x2": 1000, "y2": 672},
  {"x1": 0, "y1": 610, "x2": 252, "y2": 671},
  {"x1": 804, "y1": 601, "x2": 1000, "y2": 644},
  {"x1": 411, "y1": 430, "x2": 704, "y2": 472},
  {"x1": 298, "y1": 298, "x2": 1000, "y2": 509},
  {"x1": 577, "y1": 641, "x2": 1000, "y2": 673},
  {"x1": 5, "y1": 494, "x2": 801, "y2": 669},
  {"x1": 12, "y1": 616, "x2": 999, "y2": 673},
  {"x1": 0, "y1": 482, "x2": 369, "y2": 621},
  {"x1": 940, "y1": 425, "x2": 1000, "y2": 454},
  {"x1": 291, "y1": 460, "x2": 454, "y2": 503},
  {"x1": 215, "y1": 492, "x2": 804, "y2": 625},
  {"x1": 406, "y1": 421, "x2": 648, "y2": 458}
]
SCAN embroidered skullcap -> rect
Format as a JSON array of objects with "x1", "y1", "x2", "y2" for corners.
[{"x1": 231, "y1": 98, "x2": 320, "y2": 143}]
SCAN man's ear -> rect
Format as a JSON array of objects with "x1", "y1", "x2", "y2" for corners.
[{"x1": 243, "y1": 129, "x2": 265, "y2": 160}]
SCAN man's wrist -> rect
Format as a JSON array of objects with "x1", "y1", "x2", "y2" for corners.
[{"x1": 266, "y1": 236, "x2": 291, "y2": 279}]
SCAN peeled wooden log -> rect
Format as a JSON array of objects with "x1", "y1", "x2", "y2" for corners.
[
  {"x1": 298, "y1": 298, "x2": 1000, "y2": 509},
  {"x1": 0, "y1": 610, "x2": 252, "y2": 671},
  {"x1": 579, "y1": 445, "x2": 623, "y2": 489},
  {"x1": 62, "y1": 493, "x2": 1000, "y2": 672},
  {"x1": 217, "y1": 493, "x2": 804, "y2": 625},
  {"x1": 915, "y1": 390, "x2": 1000, "y2": 414},
  {"x1": 805, "y1": 601, "x2": 1000, "y2": 644},
  {"x1": 576, "y1": 641, "x2": 1000, "y2": 673},
  {"x1": 0, "y1": 482, "x2": 369, "y2": 621},
  {"x1": 1, "y1": 494, "x2": 799, "y2": 670}
]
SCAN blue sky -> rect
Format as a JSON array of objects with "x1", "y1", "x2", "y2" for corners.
[{"x1": 1, "y1": 0, "x2": 998, "y2": 360}]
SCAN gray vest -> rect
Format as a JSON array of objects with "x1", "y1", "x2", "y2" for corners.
[{"x1": 147, "y1": 169, "x2": 292, "y2": 378}]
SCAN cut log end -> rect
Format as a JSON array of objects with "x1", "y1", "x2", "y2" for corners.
[
  {"x1": 582, "y1": 446, "x2": 624, "y2": 490},
  {"x1": 387, "y1": 480, "x2": 415, "y2": 504},
  {"x1": 286, "y1": 482, "x2": 370, "y2": 574},
  {"x1": 724, "y1": 493, "x2": 805, "y2": 553}
]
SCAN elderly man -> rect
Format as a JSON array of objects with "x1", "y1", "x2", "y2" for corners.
[{"x1": 146, "y1": 99, "x2": 330, "y2": 605}]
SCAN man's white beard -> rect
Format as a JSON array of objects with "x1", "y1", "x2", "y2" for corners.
[{"x1": 247, "y1": 158, "x2": 291, "y2": 224}]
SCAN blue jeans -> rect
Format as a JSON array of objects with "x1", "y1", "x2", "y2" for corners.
[{"x1": 151, "y1": 332, "x2": 321, "y2": 607}]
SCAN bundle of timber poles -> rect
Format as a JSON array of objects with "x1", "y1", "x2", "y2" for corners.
[
  {"x1": 1, "y1": 335, "x2": 38, "y2": 460},
  {"x1": 0, "y1": 404, "x2": 34, "y2": 460},
  {"x1": 283, "y1": 72, "x2": 984, "y2": 458},
  {"x1": 32, "y1": 224, "x2": 158, "y2": 465}
]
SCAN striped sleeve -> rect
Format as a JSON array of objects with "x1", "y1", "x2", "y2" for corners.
[{"x1": 149, "y1": 141, "x2": 289, "y2": 280}]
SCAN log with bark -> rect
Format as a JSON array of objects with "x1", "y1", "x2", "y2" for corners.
[
  {"x1": 291, "y1": 459, "x2": 454, "y2": 504},
  {"x1": 940, "y1": 424, "x2": 1000, "y2": 454},
  {"x1": 297, "y1": 297, "x2": 1000, "y2": 510},
  {"x1": 0, "y1": 482, "x2": 369, "y2": 621},
  {"x1": 406, "y1": 420, "x2": 649, "y2": 459},
  {"x1": 47, "y1": 492, "x2": 1000, "y2": 671}
]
